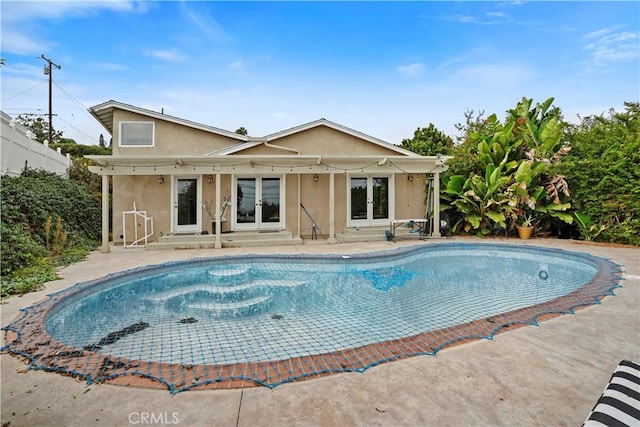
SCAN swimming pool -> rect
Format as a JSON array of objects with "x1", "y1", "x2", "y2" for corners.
[{"x1": 2, "y1": 243, "x2": 623, "y2": 393}]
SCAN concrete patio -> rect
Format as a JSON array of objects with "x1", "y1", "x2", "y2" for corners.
[{"x1": 1, "y1": 237, "x2": 638, "y2": 427}]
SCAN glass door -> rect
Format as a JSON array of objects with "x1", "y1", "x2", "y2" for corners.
[
  {"x1": 173, "y1": 176, "x2": 201, "y2": 233},
  {"x1": 234, "y1": 176, "x2": 284, "y2": 230},
  {"x1": 349, "y1": 175, "x2": 392, "y2": 226},
  {"x1": 236, "y1": 178, "x2": 257, "y2": 226}
]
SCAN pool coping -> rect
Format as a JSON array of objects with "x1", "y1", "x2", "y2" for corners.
[{"x1": 1, "y1": 243, "x2": 625, "y2": 394}]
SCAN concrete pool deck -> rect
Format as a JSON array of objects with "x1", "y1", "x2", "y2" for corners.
[{"x1": 1, "y1": 237, "x2": 639, "y2": 426}]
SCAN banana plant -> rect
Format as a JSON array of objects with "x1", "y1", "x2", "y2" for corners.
[
  {"x1": 444, "y1": 96, "x2": 575, "y2": 237},
  {"x1": 445, "y1": 163, "x2": 511, "y2": 235}
]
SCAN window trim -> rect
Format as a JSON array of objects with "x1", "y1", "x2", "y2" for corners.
[{"x1": 119, "y1": 121, "x2": 155, "y2": 147}]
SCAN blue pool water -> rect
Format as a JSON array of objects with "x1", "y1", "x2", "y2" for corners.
[{"x1": 45, "y1": 244, "x2": 598, "y2": 366}]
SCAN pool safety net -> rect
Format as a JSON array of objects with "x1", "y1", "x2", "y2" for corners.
[{"x1": 2, "y1": 244, "x2": 625, "y2": 394}]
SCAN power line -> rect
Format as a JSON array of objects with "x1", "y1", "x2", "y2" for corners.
[
  {"x1": 1, "y1": 81, "x2": 47, "y2": 103},
  {"x1": 56, "y1": 115, "x2": 100, "y2": 144},
  {"x1": 52, "y1": 81, "x2": 105, "y2": 144},
  {"x1": 53, "y1": 80, "x2": 99, "y2": 122}
]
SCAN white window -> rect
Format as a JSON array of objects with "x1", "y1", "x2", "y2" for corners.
[{"x1": 119, "y1": 122, "x2": 155, "y2": 147}]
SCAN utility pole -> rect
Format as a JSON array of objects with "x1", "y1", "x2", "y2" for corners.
[{"x1": 41, "y1": 55, "x2": 61, "y2": 144}]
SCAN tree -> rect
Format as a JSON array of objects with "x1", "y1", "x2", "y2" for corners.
[
  {"x1": 49, "y1": 142, "x2": 111, "y2": 157},
  {"x1": 399, "y1": 123, "x2": 454, "y2": 156},
  {"x1": 16, "y1": 114, "x2": 63, "y2": 143},
  {"x1": 235, "y1": 127, "x2": 248, "y2": 135}
]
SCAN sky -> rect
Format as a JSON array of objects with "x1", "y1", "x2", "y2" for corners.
[{"x1": 1, "y1": 1, "x2": 638, "y2": 146}]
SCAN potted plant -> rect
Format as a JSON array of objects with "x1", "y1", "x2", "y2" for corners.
[{"x1": 516, "y1": 212, "x2": 535, "y2": 239}]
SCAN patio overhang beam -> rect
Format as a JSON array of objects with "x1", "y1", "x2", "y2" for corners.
[{"x1": 86, "y1": 155, "x2": 451, "y2": 176}]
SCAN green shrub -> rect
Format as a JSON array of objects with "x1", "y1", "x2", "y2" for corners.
[
  {"x1": 2, "y1": 169, "x2": 101, "y2": 243},
  {"x1": 560, "y1": 102, "x2": 639, "y2": 245},
  {"x1": 0, "y1": 222, "x2": 44, "y2": 276},
  {"x1": 1, "y1": 168, "x2": 101, "y2": 290}
]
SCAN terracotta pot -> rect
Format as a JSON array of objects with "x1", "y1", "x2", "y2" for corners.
[{"x1": 517, "y1": 225, "x2": 534, "y2": 239}]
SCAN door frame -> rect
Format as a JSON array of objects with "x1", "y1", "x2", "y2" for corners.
[
  {"x1": 171, "y1": 175, "x2": 202, "y2": 234},
  {"x1": 232, "y1": 175, "x2": 285, "y2": 231},
  {"x1": 347, "y1": 174, "x2": 394, "y2": 227}
]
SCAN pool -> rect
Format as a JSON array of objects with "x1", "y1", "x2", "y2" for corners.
[{"x1": 2, "y1": 243, "x2": 623, "y2": 393}]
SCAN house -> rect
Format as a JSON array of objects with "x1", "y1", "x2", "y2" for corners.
[{"x1": 87, "y1": 100, "x2": 449, "y2": 251}]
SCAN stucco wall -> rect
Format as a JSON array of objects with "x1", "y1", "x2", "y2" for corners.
[
  {"x1": 111, "y1": 172, "x2": 428, "y2": 243},
  {"x1": 113, "y1": 175, "x2": 171, "y2": 244},
  {"x1": 239, "y1": 126, "x2": 400, "y2": 156},
  {"x1": 395, "y1": 173, "x2": 429, "y2": 219},
  {"x1": 107, "y1": 111, "x2": 430, "y2": 243},
  {"x1": 112, "y1": 110, "x2": 240, "y2": 156}
]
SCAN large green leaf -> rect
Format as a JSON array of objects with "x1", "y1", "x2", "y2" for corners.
[
  {"x1": 467, "y1": 214, "x2": 481, "y2": 228},
  {"x1": 489, "y1": 165, "x2": 501, "y2": 186},
  {"x1": 486, "y1": 210, "x2": 506, "y2": 225},
  {"x1": 552, "y1": 212, "x2": 574, "y2": 224},
  {"x1": 492, "y1": 143, "x2": 505, "y2": 163},
  {"x1": 485, "y1": 164, "x2": 496, "y2": 185},
  {"x1": 478, "y1": 140, "x2": 490, "y2": 154},
  {"x1": 516, "y1": 97, "x2": 532, "y2": 117},
  {"x1": 504, "y1": 160, "x2": 519, "y2": 172},
  {"x1": 539, "y1": 116, "x2": 563, "y2": 154},
  {"x1": 574, "y1": 211, "x2": 592, "y2": 229},
  {"x1": 545, "y1": 202, "x2": 571, "y2": 211},
  {"x1": 446, "y1": 175, "x2": 466, "y2": 194},
  {"x1": 514, "y1": 161, "x2": 532, "y2": 184},
  {"x1": 530, "y1": 186, "x2": 545, "y2": 201},
  {"x1": 538, "y1": 97, "x2": 554, "y2": 117}
]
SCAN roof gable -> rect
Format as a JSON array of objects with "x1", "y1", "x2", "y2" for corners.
[
  {"x1": 265, "y1": 119, "x2": 418, "y2": 156},
  {"x1": 90, "y1": 100, "x2": 248, "y2": 142},
  {"x1": 209, "y1": 119, "x2": 418, "y2": 157}
]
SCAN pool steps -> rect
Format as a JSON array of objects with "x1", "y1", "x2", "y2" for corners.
[
  {"x1": 144, "y1": 280, "x2": 307, "y2": 302},
  {"x1": 188, "y1": 296, "x2": 272, "y2": 317},
  {"x1": 143, "y1": 267, "x2": 305, "y2": 318}
]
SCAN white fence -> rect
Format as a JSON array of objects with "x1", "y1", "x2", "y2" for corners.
[{"x1": 1, "y1": 111, "x2": 72, "y2": 177}]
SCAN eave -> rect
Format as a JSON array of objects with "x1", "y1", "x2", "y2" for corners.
[{"x1": 87, "y1": 154, "x2": 451, "y2": 176}]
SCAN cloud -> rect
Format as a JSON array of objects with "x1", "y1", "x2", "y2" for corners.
[
  {"x1": 0, "y1": 31, "x2": 51, "y2": 55},
  {"x1": 146, "y1": 50, "x2": 187, "y2": 62},
  {"x1": 584, "y1": 28, "x2": 613, "y2": 40},
  {"x1": 397, "y1": 63, "x2": 425, "y2": 78},
  {"x1": 179, "y1": 2, "x2": 230, "y2": 43},
  {"x1": 0, "y1": 1, "x2": 148, "y2": 55},
  {"x1": 1, "y1": 1, "x2": 142, "y2": 23},
  {"x1": 447, "y1": 63, "x2": 535, "y2": 87},
  {"x1": 454, "y1": 15, "x2": 477, "y2": 23},
  {"x1": 440, "y1": 13, "x2": 505, "y2": 25},
  {"x1": 90, "y1": 62, "x2": 130, "y2": 71},
  {"x1": 584, "y1": 28, "x2": 639, "y2": 63},
  {"x1": 227, "y1": 61, "x2": 245, "y2": 71}
]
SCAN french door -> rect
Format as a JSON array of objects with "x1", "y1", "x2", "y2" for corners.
[
  {"x1": 234, "y1": 176, "x2": 284, "y2": 230},
  {"x1": 348, "y1": 175, "x2": 393, "y2": 226},
  {"x1": 173, "y1": 176, "x2": 202, "y2": 233}
]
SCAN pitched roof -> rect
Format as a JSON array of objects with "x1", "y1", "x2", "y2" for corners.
[
  {"x1": 89, "y1": 100, "x2": 248, "y2": 142},
  {"x1": 90, "y1": 101, "x2": 418, "y2": 157},
  {"x1": 207, "y1": 118, "x2": 419, "y2": 157}
]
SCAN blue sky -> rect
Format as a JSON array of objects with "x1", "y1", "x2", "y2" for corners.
[{"x1": 1, "y1": 1, "x2": 638, "y2": 146}]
